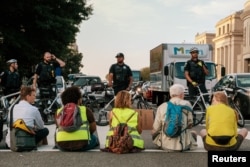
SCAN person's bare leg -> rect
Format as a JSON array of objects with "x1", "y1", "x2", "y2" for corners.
[
  {"x1": 199, "y1": 129, "x2": 207, "y2": 138},
  {"x1": 238, "y1": 128, "x2": 248, "y2": 138}
]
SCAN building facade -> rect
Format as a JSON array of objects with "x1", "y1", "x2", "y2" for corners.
[
  {"x1": 241, "y1": 0, "x2": 250, "y2": 72},
  {"x1": 195, "y1": 0, "x2": 250, "y2": 76}
]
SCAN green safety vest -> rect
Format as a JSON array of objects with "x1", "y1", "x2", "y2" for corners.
[
  {"x1": 56, "y1": 106, "x2": 90, "y2": 142},
  {"x1": 105, "y1": 108, "x2": 144, "y2": 149}
]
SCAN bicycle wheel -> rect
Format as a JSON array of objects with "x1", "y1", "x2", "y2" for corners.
[
  {"x1": 37, "y1": 98, "x2": 55, "y2": 125},
  {"x1": 190, "y1": 100, "x2": 205, "y2": 126},
  {"x1": 83, "y1": 99, "x2": 95, "y2": 113},
  {"x1": 137, "y1": 100, "x2": 150, "y2": 109},
  {"x1": 231, "y1": 102, "x2": 245, "y2": 127}
]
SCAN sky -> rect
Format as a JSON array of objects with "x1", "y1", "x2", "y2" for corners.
[{"x1": 76, "y1": 0, "x2": 247, "y2": 80}]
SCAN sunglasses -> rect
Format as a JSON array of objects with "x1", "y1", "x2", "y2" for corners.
[{"x1": 191, "y1": 51, "x2": 198, "y2": 54}]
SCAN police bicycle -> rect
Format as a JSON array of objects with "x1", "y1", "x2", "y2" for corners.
[
  {"x1": 95, "y1": 84, "x2": 157, "y2": 126},
  {"x1": 83, "y1": 83, "x2": 114, "y2": 126},
  {"x1": 186, "y1": 85, "x2": 245, "y2": 127},
  {"x1": 35, "y1": 84, "x2": 62, "y2": 125},
  {"x1": 0, "y1": 91, "x2": 20, "y2": 123}
]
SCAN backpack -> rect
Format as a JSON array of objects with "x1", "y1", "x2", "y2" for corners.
[
  {"x1": 57, "y1": 103, "x2": 83, "y2": 132},
  {"x1": 163, "y1": 101, "x2": 192, "y2": 138},
  {"x1": 107, "y1": 112, "x2": 136, "y2": 154}
]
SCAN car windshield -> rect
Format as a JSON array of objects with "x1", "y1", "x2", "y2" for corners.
[
  {"x1": 237, "y1": 75, "x2": 250, "y2": 87},
  {"x1": 73, "y1": 77, "x2": 101, "y2": 87}
]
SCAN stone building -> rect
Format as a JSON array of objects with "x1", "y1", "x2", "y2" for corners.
[
  {"x1": 195, "y1": 0, "x2": 250, "y2": 76},
  {"x1": 241, "y1": 0, "x2": 250, "y2": 72}
]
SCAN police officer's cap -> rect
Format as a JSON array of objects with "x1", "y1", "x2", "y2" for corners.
[
  {"x1": 115, "y1": 52, "x2": 124, "y2": 58},
  {"x1": 6, "y1": 59, "x2": 17, "y2": 65},
  {"x1": 189, "y1": 47, "x2": 199, "y2": 53}
]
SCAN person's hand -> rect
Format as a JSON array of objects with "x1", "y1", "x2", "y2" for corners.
[
  {"x1": 108, "y1": 82, "x2": 113, "y2": 87},
  {"x1": 191, "y1": 81, "x2": 198, "y2": 86},
  {"x1": 51, "y1": 54, "x2": 56, "y2": 60},
  {"x1": 197, "y1": 61, "x2": 202, "y2": 67}
]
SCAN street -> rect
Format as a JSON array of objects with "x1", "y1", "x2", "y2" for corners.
[{"x1": 0, "y1": 122, "x2": 250, "y2": 167}]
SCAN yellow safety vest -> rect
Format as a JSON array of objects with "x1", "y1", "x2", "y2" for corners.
[
  {"x1": 105, "y1": 108, "x2": 144, "y2": 149},
  {"x1": 56, "y1": 106, "x2": 90, "y2": 142}
]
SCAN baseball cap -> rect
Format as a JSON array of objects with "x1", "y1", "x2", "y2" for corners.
[
  {"x1": 6, "y1": 59, "x2": 17, "y2": 65},
  {"x1": 115, "y1": 52, "x2": 124, "y2": 58}
]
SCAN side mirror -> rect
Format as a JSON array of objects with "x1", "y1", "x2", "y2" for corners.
[
  {"x1": 221, "y1": 67, "x2": 225, "y2": 76},
  {"x1": 164, "y1": 66, "x2": 169, "y2": 76}
]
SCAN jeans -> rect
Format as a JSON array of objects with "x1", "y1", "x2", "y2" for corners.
[
  {"x1": 35, "y1": 128, "x2": 49, "y2": 144},
  {"x1": 81, "y1": 134, "x2": 99, "y2": 151}
]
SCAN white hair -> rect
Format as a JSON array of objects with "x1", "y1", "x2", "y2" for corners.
[{"x1": 169, "y1": 84, "x2": 185, "y2": 97}]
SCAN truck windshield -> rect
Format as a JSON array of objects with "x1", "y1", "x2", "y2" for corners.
[{"x1": 174, "y1": 62, "x2": 217, "y2": 80}]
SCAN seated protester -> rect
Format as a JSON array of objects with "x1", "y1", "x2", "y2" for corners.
[
  {"x1": 103, "y1": 90, "x2": 144, "y2": 153},
  {"x1": 200, "y1": 91, "x2": 248, "y2": 151},
  {"x1": 152, "y1": 84, "x2": 197, "y2": 152},
  {"x1": 55, "y1": 86, "x2": 99, "y2": 151},
  {"x1": 5, "y1": 86, "x2": 49, "y2": 148}
]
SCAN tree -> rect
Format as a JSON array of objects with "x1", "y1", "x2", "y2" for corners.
[
  {"x1": 0, "y1": 0, "x2": 92, "y2": 78},
  {"x1": 141, "y1": 67, "x2": 150, "y2": 81}
]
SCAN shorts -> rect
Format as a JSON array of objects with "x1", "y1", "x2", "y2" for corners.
[{"x1": 202, "y1": 134, "x2": 244, "y2": 151}]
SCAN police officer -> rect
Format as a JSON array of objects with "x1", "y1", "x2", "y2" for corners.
[
  {"x1": 32, "y1": 52, "x2": 65, "y2": 123},
  {"x1": 33, "y1": 52, "x2": 65, "y2": 89},
  {"x1": 108, "y1": 52, "x2": 133, "y2": 95},
  {"x1": 184, "y1": 47, "x2": 209, "y2": 101},
  {"x1": 0, "y1": 59, "x2": 21, "y2": 96}
]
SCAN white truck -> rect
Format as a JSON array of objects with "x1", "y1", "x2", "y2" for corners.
[{"x1": 149, "y1": 43, "x2": 225, "y2": 105}]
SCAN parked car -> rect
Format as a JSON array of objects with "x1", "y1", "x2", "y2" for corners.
[
  {"x1": 212, "y1": 73, "x2": 250, "y2": 119},
  {"x1": 71, "y1": 75, "x2": 102, "y2": 93},
  {"x1": 67, "y1": 73, "x2": 86, "y2": 86},
  {"x1": 56, "y1": 76, "x2": 66, "y2": 93},
  {"x1": 142, "y1": 81, "x2": 161, "y2": 102}
]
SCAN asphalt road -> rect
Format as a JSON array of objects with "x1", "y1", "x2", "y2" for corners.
[{"x1": 0, "y1": 123, "x2": 250, "y2": 167}]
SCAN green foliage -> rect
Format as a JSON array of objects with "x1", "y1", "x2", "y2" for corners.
[
  {"x1": 0, "y1": 0, "x2": 92, "y2": 78},
  {"x1": 140, "y1": 67, "x2": 150, "y2": 81}
]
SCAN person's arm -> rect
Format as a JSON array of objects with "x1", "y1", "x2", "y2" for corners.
[
  {"x1": 34, "y1": 108, "x2": 45, "y2": 129},
  {"x1": 202, "y1": 64, "x2": 209, "y2": 75},
  {"x1": 127, "y1": 76, "x2": 133, "y2": 90},
  {"x1": 184, "y1": 61, "x2": 195, "y2": 85},
  {"x1": 152, "y1": 104, "x2": 163, "y2": 135},
  {"x1": 108, "y1": 111, "x2": 113, "y2": 127},
  {"x1": 52, "y1": 54, "x2": 65, "y2": 67},
  {"x1": 108, "y1": 73, "x2": 113, "y2": 87},
  {"x1": 86, "y1": 107, "x2": 96, "y2": 134},
  {"x1": 126, "y1": 66, "x2": 133, "y2": 90},
  {"x1": 32, "y1": 73, "x2": 38, "y2": 89},
  {"x1": 137, "y1": 112, "x2": 142, "y2": 134}
]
